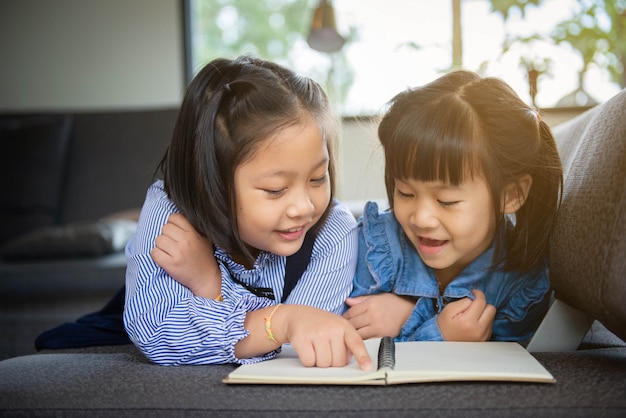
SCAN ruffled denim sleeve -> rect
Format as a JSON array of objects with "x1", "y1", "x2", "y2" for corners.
[
  {"x1": 490, "y1": 264, "x2": 551, "y2": 344},
  {"x1": 350, "y1": 201, "x2": 403, "y2": 297}
]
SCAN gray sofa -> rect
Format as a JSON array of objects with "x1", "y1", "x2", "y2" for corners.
[
  {"x1": 0, "y1": 108, "x2": 177, "y2": 359},
  {"x1": 0, "y1": 108, "x2": 179, "y2": 293},
  {"x1": 0, "y1": 90, "x2": 625, "y2": 417}
]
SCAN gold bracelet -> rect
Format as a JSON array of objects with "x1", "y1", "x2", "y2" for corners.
[{"x1": 263, "y1": 304, "x2": 282, "y2": 344}]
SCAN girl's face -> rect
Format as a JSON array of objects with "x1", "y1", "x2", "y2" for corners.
[
  {"x1": 234, "y1": 114, "x2": 331, "y2": 261},
  {"x1": 393, "y1": 175, "x2": 497, "y2": 284}
]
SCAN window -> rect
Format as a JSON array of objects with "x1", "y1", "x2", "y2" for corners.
[{"x1": 184, "y1": 0, "x2": 622, "y2": 116}]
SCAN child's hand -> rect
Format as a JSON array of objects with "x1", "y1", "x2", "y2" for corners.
[
  {"x1": 151, "y1": 213, "x2": 222, "y2": 299},
  {"x1": 343, "y1": 294, "x2": 415, "y2": 339},
  {"x1": 437, "y1": 289, "x2": 496, "y2": 341},
  {"x1": 276, "y1": 305, "x2": 373, "y2": 370}
]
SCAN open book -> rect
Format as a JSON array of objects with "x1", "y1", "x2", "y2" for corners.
[{"x1": 224, "y1": 337, "x2": 555, "y2": 385}]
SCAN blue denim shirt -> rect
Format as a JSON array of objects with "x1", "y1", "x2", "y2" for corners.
[{"x1": 350, "y1": 201, "x2": 550, "y2": 344}]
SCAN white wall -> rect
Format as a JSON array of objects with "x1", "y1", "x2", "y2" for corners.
[
  {"x1": 0, "y1": 0, "x2": 185, "y2": 111},
  {"x1": 337, "y1": 118, "x2": 387, "y2": 204}
]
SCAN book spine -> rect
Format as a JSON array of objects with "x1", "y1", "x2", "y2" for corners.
[{"x1": 377, "y1": 336, "x2": 395, "y2": 370}]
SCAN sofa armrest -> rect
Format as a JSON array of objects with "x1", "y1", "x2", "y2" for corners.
[
  {"x1": 0, "y1": 252, "x2": 127, "y2": 300},
  {"x1": 549, "y1": 89, "x2": 626, "y2": 341}
]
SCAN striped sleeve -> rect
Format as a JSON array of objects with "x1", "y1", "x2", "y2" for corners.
[{"x1": 123, "y1": 181, "x2": 276, "y2": 365}]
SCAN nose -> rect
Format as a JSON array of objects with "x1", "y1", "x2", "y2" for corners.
[
  {"x1": 410, "y1": 200, "x2": 439, "y2": 230},
  {"x1": 286, "y1": 189, "x2": 315, "y2": 219}
]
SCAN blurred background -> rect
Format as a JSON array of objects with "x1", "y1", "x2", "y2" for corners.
[{"x1": 186, "y1": 0, "x2": 625, "y2": 115}]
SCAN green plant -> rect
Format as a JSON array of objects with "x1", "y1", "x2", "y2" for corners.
[{"x1": 487, "y1": 0, "x2": 625, "y2": 103}]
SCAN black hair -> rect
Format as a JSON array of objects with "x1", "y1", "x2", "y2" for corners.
[
  {"x1": 159, "y1": 56, "x2": 339, "y2": 264},
  {"x1": 378, "y1": 70, "x2": 563, "y2": 273}
]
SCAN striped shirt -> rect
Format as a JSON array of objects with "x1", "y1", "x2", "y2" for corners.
[{"x1": 124, "y1": 180, "x2": 358, "y2": 365}]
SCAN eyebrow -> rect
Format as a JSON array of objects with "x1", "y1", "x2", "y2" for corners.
[
  {"x1": 397, "y1": 179, "x2": 468, "y2": 192},
  {"x1": 253, "y1": 156, "x2": 329, "y2": 180}
]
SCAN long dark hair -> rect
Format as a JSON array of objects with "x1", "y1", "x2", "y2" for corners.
[
  {"x1": 159, "y1": 56, "x2": 339, "y2": 264},
  {"x1": 378, "y1": 70, "x2": 563, "y2": 274}
]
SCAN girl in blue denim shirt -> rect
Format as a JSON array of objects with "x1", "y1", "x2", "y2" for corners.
[{"x1": 343, "y1": 70, "x2": 563, "y2": 345}]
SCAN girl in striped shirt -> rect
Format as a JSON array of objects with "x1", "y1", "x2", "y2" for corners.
[{"x1": 123, "y1": 56, "x2": 371, "y2": 370}]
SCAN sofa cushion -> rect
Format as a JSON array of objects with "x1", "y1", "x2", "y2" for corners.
[
  {"x1": 0, "y1": 115, "x2": 73, "y2": 246},
  {"x1": 0, "y1": 219, "x2": 136, "y2": 261},
  {"x1": 549, "y1": 89, "x2": 626, "y2": 341},
  {"x1": 0, "y1": 344, "x2": 625, "y2": 416}
]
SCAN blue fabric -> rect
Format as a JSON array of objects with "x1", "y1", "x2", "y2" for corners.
[
  {"x1": 35, "y1": 286, "x2": 131, "y2": 350},
  {"x1": 350, "y1": 201, "x2": 550, "y2": 344}
]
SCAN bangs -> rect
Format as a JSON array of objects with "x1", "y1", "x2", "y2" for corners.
[{"x1": 383, "y1": 100, "x2": 484, "y2": 185}]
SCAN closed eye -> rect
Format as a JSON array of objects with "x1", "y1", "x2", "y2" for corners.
[
  {"x1": 264, "y1": 188, "x2": 286, "y2": 197},
  {"x1": 311, "y1": 175, "x2": 328, "y2": 186},
  {"x1": 395, "y1": 189, "x2": 414, "y2": 199},
  {"x1": 438, "y1": 200, "x2": 459, "y2": 207}
]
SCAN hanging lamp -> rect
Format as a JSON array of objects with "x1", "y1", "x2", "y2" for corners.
[{"x1": 306, "y1": 0, "x2": 345, "y2": 53}]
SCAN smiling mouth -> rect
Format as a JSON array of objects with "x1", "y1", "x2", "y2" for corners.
[
  {"x1": 276, "y1": 225, "x2": 307, "y2": 241},
  {"x1": 282, "y1": 226, "x2": 304, "y2": 233},
  {"x1": 419, "y1": 237, "x2": 447, "y2": 247},
  {"x1": 416, "y1": 236, "x2": 448, "y2": 256}
]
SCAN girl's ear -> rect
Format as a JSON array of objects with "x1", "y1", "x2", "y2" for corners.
[{"x1": 502, "y1": 174, "x2": 533, "y2": 214}]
